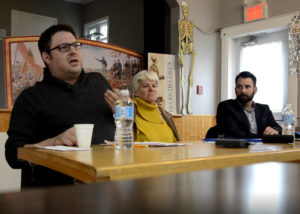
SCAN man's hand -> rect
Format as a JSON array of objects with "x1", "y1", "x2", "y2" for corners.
[
  {"x1": 32, "y1": 127, "x2": 77, "y2": 147},
  {"x1": 263, "y1": 126, "x2": 279, "y2": 135},
  {"x1": 104, "y1": 88, "x2": 121, "y2": 113}
]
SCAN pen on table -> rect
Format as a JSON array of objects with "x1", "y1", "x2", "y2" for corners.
[{"x1": 133, "y1": 144, "x2": 148, "y2": 148}]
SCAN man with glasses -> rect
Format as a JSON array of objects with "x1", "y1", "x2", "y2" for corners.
[
  {"x1": 206, "y1": 71, "x2": 282, "y2": 138},
  {"x1": 5, "y1": 24, "x2": 120, "y2": 188}
]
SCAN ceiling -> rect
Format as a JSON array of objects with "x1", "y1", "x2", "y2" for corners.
[{"x1": 63, "y1": 0, "x2": 94, "y2": 5}]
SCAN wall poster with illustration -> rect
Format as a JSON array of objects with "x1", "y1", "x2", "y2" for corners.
[
  {"x1": 4, "y1": 36, "x2": 143, "y2": 109},
  {"x1": 148, "y1": 52, "x2": 177, "y2": 114}
]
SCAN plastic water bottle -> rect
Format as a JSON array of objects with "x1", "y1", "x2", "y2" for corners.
[
  {"x1": 282, "y1": 104, "x2": 295, "y2": 136},
  {"x1": 114, "y1": 89, "x2": 134, "y2": 149}
]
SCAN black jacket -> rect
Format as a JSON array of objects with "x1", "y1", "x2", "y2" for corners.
[
  {"x1": 206, "y1": 99, "x2": 282, "y2": 138},
  {"x1": 5, "y1": 68, "x2": 115, "y2": 188}
]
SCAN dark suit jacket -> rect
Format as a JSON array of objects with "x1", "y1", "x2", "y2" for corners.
[{"x1": 207, "y1": 99, "x2": 282, "y2": 138}]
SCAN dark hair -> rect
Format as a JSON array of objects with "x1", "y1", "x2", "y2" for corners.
[
  {"x1": 38, "y1": 24, "x2": 77, "y2": 54},
  {"x1": 235, "y1": 71, "x2": 257, "y2": 86}
]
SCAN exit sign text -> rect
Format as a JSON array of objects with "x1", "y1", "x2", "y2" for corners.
[{"x1": 244, "y1": 2, "x2": 268, "y2": 23}]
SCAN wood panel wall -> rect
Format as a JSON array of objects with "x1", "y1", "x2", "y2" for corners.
[
  {"x1": 173, "y1": 115, "x2": 216, "y2": 141},
  {"x1": 0, "y1": 110, "x2": 216, "y2": 140}
]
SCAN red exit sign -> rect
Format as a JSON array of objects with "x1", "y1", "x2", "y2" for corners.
[{"x1": 244, "y1": 2, "x2": 268, "y2": 23}]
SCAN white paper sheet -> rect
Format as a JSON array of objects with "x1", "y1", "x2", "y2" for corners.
[
  {"x1": 41, "y1": 146, "x2": 91, "y2": 151},
  {"x1": 104, "y1": 140, "x2": 187, "y2": 147}
]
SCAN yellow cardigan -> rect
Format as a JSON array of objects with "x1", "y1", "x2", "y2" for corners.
[{"x1": 134, "y1": 97, "x2": 177, "y2": 142}]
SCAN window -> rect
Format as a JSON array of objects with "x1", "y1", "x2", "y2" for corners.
[
  {"x1": 239, "y1": 32, "x2": 288, "y2": 112},
  {"x1": 84, "y1": 17, "x2": 109, "y2": 43}
]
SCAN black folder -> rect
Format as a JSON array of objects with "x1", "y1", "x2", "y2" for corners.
[{"x1": 261, "y1": 135, "x2": 294, "y2": 143}]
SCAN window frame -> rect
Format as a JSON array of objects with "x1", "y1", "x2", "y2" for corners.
[{"x1": 84, "y1": 16, "x2": 109, "y2": 43}]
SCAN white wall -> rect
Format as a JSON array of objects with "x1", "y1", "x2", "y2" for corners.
[
  {"x1": 220, "y1": 0, "x2": 300, "y2": 28},
  {"x1": 176, "y1": 0, "x2": 300, "y2": 118},
  {"x1": 0, "y1": 133, "x2": 21, "y2": 193},
  {"x1": 11, "y1": 10, "x2": 57, "y2": 36},
  {"x1": 177, "y1": 0, "x2": 221, "y2": 115}
]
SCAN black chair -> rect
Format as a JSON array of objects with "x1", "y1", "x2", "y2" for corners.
[{"x1": 205, "y1": 125, "x2": 219, "y2": 138}]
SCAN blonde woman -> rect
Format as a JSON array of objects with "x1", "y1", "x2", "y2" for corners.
[{"x1": 132, "y1": 70, "x2": 180, "y2": 142}]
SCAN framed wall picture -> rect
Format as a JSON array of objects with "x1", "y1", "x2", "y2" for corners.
[{"x1": 4, "y1": 36, "x2": 143, "y2": 109}]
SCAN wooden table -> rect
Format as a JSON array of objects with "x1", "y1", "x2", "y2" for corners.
[
  {"x1": 18, "y1": 142, "x2": 300, "y2": 183},
  {"x1": 1, "y1": 162, "x2": 300, "y2": 214}
]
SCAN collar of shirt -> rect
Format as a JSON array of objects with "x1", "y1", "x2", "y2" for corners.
[
  {"x1": 43, "y1": 67, "x2": 86, "y2": 90},
  {"x1": 235, "y1": 99, "x2": 256, "y2": 112}
]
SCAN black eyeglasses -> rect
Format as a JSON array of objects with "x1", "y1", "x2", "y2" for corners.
[{"x1": 47, "y1": 42, "x2": 82, "y2": 53}]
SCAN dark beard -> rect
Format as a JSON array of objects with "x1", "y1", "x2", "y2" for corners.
[{"x1": 237, "y1": 93, "x2": 255, "y2": 105}]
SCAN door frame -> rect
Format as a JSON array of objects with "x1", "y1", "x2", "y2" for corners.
[{"x1": 220, "y1": 12, "x2": 299, "y2": 124}]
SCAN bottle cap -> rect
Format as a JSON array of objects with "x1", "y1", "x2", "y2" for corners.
[{"x1": 120, "y1": 89, "x2": 129, "y2": 96}]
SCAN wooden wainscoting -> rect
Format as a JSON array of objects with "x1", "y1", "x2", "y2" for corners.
[
  {"x1": 0, "y1": 110, "x2": 216, "y2": 141},
  {"x1": 0, "y1": 109, "x2": 11, "y2": 132},
  {"x1": 173, "y1": 115, "x2": 216, "y2": 141}
]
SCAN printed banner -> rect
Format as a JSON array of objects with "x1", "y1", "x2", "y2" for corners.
[{"x1": 148, "y1": 53, "x2": 177, "y2": 114}]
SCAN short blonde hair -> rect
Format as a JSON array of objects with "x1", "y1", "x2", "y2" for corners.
[
  {"x1": 182, "y1": 1, "x2": 188, "y2": 6},
  {"x1": 132, "y1": 70, "x2": 160, "y2": 93}
]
